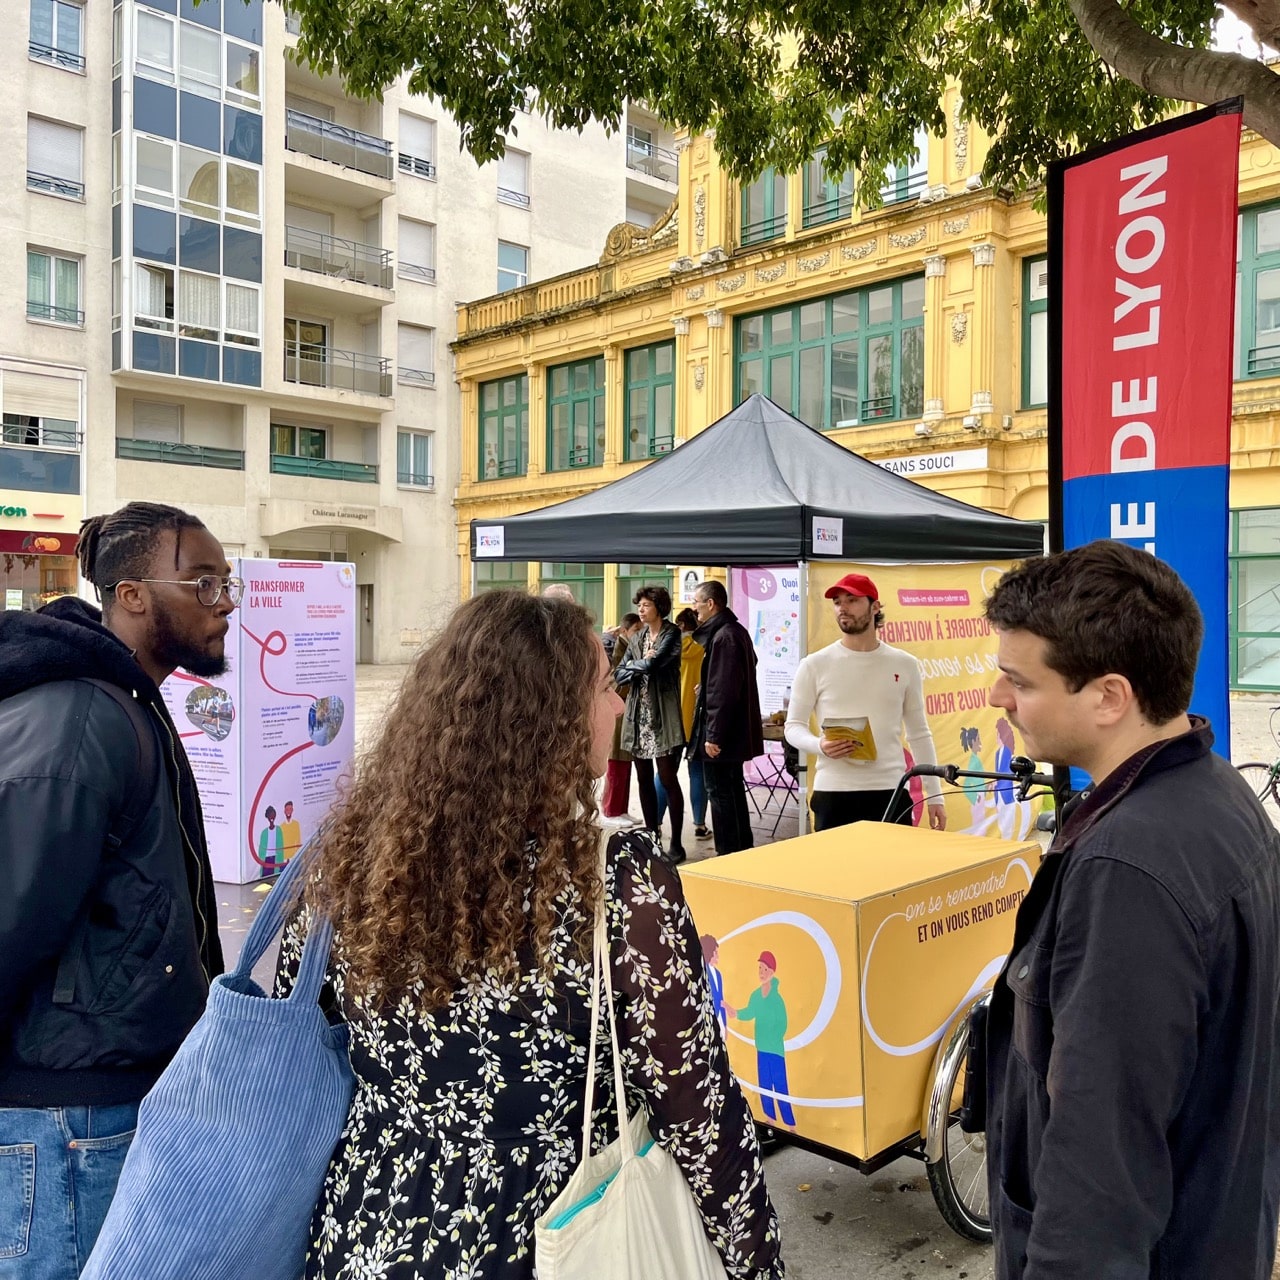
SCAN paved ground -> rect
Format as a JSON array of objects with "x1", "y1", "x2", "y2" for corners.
[{"x1": 216, "y1": 671, "x2": 1278, "y2": 1278}]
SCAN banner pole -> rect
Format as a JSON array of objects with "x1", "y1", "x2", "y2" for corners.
[{"x1": 796, "y1": 560, "x2": 809, "y2": 836}]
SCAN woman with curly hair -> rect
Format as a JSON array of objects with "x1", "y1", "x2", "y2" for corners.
[
  {"x1": 616, "y1": 583, "x2": 688, "y2": 863},
  {"x1": 274, "y1": 589, "x2": 785, "y2": 1280}
]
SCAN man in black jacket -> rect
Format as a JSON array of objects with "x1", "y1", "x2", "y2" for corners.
[
  {"x1": 0, "y1": 502, "x2": 235, "y2": 1277},
  {"x1": 983, "y1": 540, "x2": 1280, "y2": 1279},
  {"x1": 690, "y1": 579, "x2": 763, "y2": 855}
]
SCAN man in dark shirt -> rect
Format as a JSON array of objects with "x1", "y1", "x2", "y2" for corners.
[{"x1": 983, "y1": 540, "x2": 1280, "y2": 1279}]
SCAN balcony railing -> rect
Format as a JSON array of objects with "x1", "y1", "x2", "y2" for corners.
[
  {"x1": 641, "y1": 434, "x2": 674, "y2": 459},
  {"x1": 398, "y1": 260, "x2": 436, "y2": 284},
  {"x1": 284, "y1": 225, "x2": 392, "y2": 289},
  {"x1": 116, "y1": 439, "x2": 245, "y2": 470},
  {"x1": 802, "y1": 191, "x2": 855, "y2": 229},
  {"x1": 398, "y1": 152, "x2": 436, "y2": 180},
  {"x1": 0, "y1": 444, "x2": 80, "y2": 494},
  {"x1": 879, "y1": 170, "x2": 928, "y2": 205},
  {"x1": 285, "y1": 110, "x2": 394, "y2": 181},
  {"x1": 1247, "y1": 345, "x2": 1280, "y2": 376},
  {"x1": 862, "y1": 393, "x2": 897, "y2": 421},
  {"x1": 497, "y1": 187, "x2": 531, "y2": 208},
  {"x1": 27, "y1": 300, "x2": 84, "y2": 326},
  {"x1": 625, "y1": 133, "x2": 678, "y2": 183},
  {"x1": 741, "y1": 213, "x2": 787, "y2": 246},
  {"x1": 397, "y1": 367, "x2": 435, "y2": 387},
  {"x1": 270, "y1": 454, "x2": 379, "y2": 483},
  {"x1": 29, "y1": 40, "x2": 85, "y2": 71},
  {"x1": 283, "y1": 340, "x2": 392, "y2": 396},
  {"x1": 397, "y1": 469, "x2": 435, "y2": 489},
  {"x1": 27, "y1": 170, "x2": 84, "y2": 199}
]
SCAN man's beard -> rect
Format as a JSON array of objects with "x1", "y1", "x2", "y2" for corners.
[
  {"x1": 149, "y1": 610, "x2": 228, "y2": 678},
  {"x1": 837, "y1": 613, "x2": 873, "y2": 635}
]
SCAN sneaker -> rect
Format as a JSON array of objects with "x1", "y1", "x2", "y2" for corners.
[
  {"x1": 600, "y1": 813, "x2": 641, "y2": 829},
  {"x1": 694, "y1": 825, "x2": 711, "y2": 839},
  {"x1": 666, "y1": 846, "x2": 688, "y2": 866}
]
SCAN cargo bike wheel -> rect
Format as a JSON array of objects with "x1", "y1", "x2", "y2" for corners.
[{"x1": 924, "y1": 996, "x2": 992, "y2": 1243}]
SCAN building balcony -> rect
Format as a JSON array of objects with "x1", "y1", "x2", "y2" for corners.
[
  {"x1": 27, "y1": 170, "x2": 83, "y2": 200},
  {"x1": 741, "y1": 213, "x2": 787, "y2": 247},
  {"x1": 879, "y1": 171, "x2": 927, "y2": 206},
  {"x1": 269, "y1": 454, "x2": 379, "y2": 483},
  {"x1": 27, "y1": 300, "x2": 84, "y2": 327},
  {"x1": 625, "y1": 132, "x2": 678, "y2": 184},
  {"x1": 115, "y1": 439, "x2": 245, "y2": 470},
  {"x1": 285, "y1": 226, "x2": 392, "y2": 289},
  {"x1": 802, "y1": 192, "x2": 855, "y2": 229},
  {"x1": 284, "y1": 110, "x2": 394, "y2": 204},
  {"x1": 283, "y1": 341, "x2": 392, "y2": 397},
  {"x1": 29, "y1": 40, "x2": 85, "y2": 72},
  {"x1": 0, "y1": 444, "x2": 80, "y2": 494}
]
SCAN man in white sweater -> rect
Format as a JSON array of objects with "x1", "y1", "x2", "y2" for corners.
[{"x1": 785, "y1": 572, "x2": 947, "y2": 832}]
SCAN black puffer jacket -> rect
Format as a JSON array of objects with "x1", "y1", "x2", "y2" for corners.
[{"x1": 0, "y1": 597, "x2": 223, "y2": 1106}]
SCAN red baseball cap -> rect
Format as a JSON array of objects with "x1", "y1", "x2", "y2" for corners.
[
  {"x1": 758, "y1": 950, "x2": 777, "y2": 970},
  {"x1": 824, "y1": 572, "x2": 879, "y2": 602}
]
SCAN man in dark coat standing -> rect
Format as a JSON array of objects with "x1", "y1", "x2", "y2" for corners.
[
  {"x1": 982, "y1": 540, "x2": 1280, "y2": 1280},
  {"x1": 690, "y1": 579, "x2": 763, "y2": 855}
]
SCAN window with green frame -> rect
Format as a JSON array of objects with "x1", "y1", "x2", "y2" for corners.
[
  {"x1": 802, "y1": 149, "x2": 854, "y2": 229},
  {"x1": 880, "y1": 128, "x2": 928, "y2": 204},
  {"x1": 474, "y1": 560, "x2": 529, "y2": 593},
  {"x1": 540, "y1": 563, "x2": 604, "y2": 622},
  {"x1": 272, "y1": 424, "x2": 326, "y2": 458},
  {"x1": 617, "y1": 564, "x2": 671, "y2": 618},
  {"x1": 734, "y1": 277, "x2": 925, "y2": 426},
  {"x1": 1230, "y1": 509, "x2": 1280, "y2": 689},
  {"x1": 624, "y1": 342, "x2": 675, "y2": 460},
  {"x1": 741, "y1": 168, "x2": 787, "y2": 246},
  {"x1": 478, "y1": 373, "x2": 528, "y2": 480},
  {"x1": 1236, "y1": 202, "x2": 1280, "y2": 378},
  {"x1": 1022, "y1": 256, "x2": 1049, "y2": 408},
  {"x1": 547, "y1": 357, "x2": 605, "y2": 471}
]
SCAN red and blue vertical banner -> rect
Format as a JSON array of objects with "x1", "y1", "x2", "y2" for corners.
[{"x1": 1048, "y1": 101, "x2": 1241, "y2": 751}]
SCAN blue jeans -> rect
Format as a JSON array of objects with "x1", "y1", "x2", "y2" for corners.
[
  {"x1": 656, "y1": 757, "x2": 707, "y2": 827},
  {"x1": 0, "y1": 1102, "x2": 139, "y2": 1278},
  {"x1": 756, "y1": 1052, "x2": 795, "y2": 1126}
]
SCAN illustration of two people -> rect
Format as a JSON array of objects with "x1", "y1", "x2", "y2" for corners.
[
  {"x1": 702, "y1": 936, "x2": 795, "y2": 1131},
  {"x1": 258, "y1": 800, "x2": 303, "y2": 876},
  {"x1": 957, "y1": 718, "x2": 1033, "y2": 838}
]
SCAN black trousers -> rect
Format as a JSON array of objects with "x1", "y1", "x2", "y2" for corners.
[
  {"x1": 810, "y1": 788, "x2": 914, "y2": 832},
  {"x1": 634, "y1": 751, "x2": 685, "y2": 852},
  {"x1": 702, "y1": 758, "x2": 754, "y2": 855}
]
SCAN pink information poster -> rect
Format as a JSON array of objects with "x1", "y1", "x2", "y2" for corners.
[{"x1": 161, "y1": 558, "x2": 357, "y2": 883}]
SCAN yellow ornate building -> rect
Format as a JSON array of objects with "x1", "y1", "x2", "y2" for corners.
[{"x1": 453, "y1": 95, "x2": 1280, "y2": 689}]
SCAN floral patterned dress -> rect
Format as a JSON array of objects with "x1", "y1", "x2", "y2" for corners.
[{"x1": 274, "y1": 829, "x2": 785, "y2": 1280}]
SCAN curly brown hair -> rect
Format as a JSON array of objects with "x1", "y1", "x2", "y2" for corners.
[{"x1": 305, "y1": 590, "x2": 603, "y2": 1010}]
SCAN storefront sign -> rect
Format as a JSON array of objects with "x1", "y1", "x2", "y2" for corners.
[
  {"x1": 0, "y1": 531, "x2": 76, "y2": 555},
  {"x1": 4, "y1": 590, "x2": 23, "y2": 611},
  {"x1": 305, "y1": 504, "x2": 375, "y2": 526},
  {"x1": 0, "y1": 505, "x2": 28, "y2": 519},
  {"x1": 1050, "y1": 100, "x2": 1240, "y2": 751},
  {"x1": 874, "y1": 448, "x2": 988, "y2": 478}
]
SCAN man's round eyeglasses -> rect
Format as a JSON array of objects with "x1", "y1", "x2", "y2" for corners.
[{"x1": 108, "y1": 575, "x2": 245, "y2": 607}]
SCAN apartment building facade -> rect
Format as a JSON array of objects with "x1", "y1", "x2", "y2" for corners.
[{"x1": 2, "y1": 0, "x2": 676, "y2": 659}]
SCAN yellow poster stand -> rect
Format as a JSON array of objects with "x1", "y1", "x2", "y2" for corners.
[{"x1": 682, "y1": 823, "x2": 1040, "y2": 1161}]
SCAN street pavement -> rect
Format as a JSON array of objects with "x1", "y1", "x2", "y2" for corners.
[{"x1": 215, "y1": 671, "x2": 1280, "y2": 1278}]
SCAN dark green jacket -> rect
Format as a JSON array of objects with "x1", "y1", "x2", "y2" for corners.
[{"x1": 617, "y1": 620, "x2": 685, "y2": 758}]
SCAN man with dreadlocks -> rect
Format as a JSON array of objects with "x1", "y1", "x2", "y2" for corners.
[{"x1": 0, "y1": 501, "x2": 237, "y2": 1277}]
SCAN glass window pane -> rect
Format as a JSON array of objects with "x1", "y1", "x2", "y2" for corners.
[
  {"x1": 740, "y1": 316, "x2": 764, "y2": 353},
  {"x1": 31, "y1": 0, "x2": 54, "y2": 48},
  {"x1": 901, "y1": 277, "x2": 925, "y2": 320},
  {"x1": 769, "y1": 311, "x2": 793, "y2": 346},
  {"x1": 626, "y1": 348, "x2": 647, "y2": 382},
  {"x1": 180, "y1": 147, "x2": 220, "y2": 218},
  {"x1": 180, "y1": 23, "x2": 220, "y2": 98},
  {"x1": 1258, "y1": 209, "x2": 1280, "y2": 257},
  {"x1": 798, "y1": 345, "x2": 824, "y2": 427},
  {"x1": 482, "y1": 383, "x2": 498, "y2": 412},
  {"x1": 27, "y1": 252, "x2": 50, "y2": 307},
  {"x1": 654, "y1": 342, "x2": 673, "y2": 377},
  {"x1": 832, "y1": 293, "x2": 859, "y2": 335},
  {"x1": 572, "y1": 363, "x2": 588, "y2": 394},
  {"x1": 137, "y1": 11, "x2": 174, "y2": 74},
  {"x1": 137, "y1": 136, "x2": 173, "y2": 195},
  {"x1": 1238, "y1": 509, "x2": 1280, "y2": 555},
  {"x1": 551, "y1": 402, "x2": 568, "y2": 468},
  {"x1": 831, "y1": 340, "x2": 859, "y2": 426},
  {"x1": 799, "y1": 302, "x2": 824, "y2": 342},
  {"x1": 900, "y1": 326, "x2": 924, "y2": 419},
  {"x1": 226, "y1": 43, "x2": 259, "y2": 101},
  {"x1": 654, "y1": 383, "x2": 673, "y2": 439},
  {"x1": 225, "y1": 163, "x2": 259, "y2": 224},
  {"x1": 54, "y1": 257, "x2": 79, "y2": 311},
  {"x1": 1255, "y1": 267, "x2": 1280, "y2": 366},
  {"x1": 550, "y1": 367, "x2": 568, "y2": 398},
  {"x1": 628, "y1": 387, "x2": 648, "y2": 455},
  {"x1": 1239, "y1": 558, "x2": 1280, "y2": 632},
  {"x1": 868, "y1": 287, "x2": 893, "y2": 326},
  {"x1": 866, "y1": 334, "x2": 893, "y2": 414},
  {"x1": 739, "y1": 357, "x2": 762, "y2": 401},
  {"x1": 1028, "y1": 311, "x2": 1048, "y2": 405},
  {"x1": 769, "y1": 354, "x2": 793, "y2": 413}
]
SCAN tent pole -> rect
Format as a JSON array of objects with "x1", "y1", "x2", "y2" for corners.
[
  {"x1": 796, "y1": 560, "x2": 810, "y2": 836},
  {"x1": 469, "y1": 557, "x2": 478, "y2": 600}
]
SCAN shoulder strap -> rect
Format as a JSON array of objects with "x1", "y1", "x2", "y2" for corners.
[{"x1": 52, "y1": 679, "x2": 163, "y2": 1005}]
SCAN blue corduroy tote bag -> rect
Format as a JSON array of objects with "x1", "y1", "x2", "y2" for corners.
[{"x1": 82, "y1": 850, "x2": 354, "y2": 1280}]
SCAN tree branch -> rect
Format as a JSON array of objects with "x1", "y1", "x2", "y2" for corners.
[
  {"x1": 1226, "y1": 0, "x2": 1280, "y2": 52},
  {"x1": 1067, "y1": 0, "x2": 1280, "y2": 145}
]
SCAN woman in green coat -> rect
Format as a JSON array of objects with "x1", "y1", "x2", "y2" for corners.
[{"x1": 616, "y1": 584, "x2": 686, "y2": 864}]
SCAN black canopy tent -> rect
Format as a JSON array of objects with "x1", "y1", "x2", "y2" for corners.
[{"x1": 468, "y1": 396, "x2": 1044, "y2": 565}]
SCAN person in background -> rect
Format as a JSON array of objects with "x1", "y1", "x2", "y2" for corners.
[
  {"x1": 0, "y1": 502, "x2": 231, "y2": 1277},
  {"x1": 983, "y1": 540, "x2": 1280, "y2": 1280},
  {"x1": 656, "y1": 607, "x2": 710, "y2": 841},
  {"x1": 785, "y1": 573, "x2": 945, "y2": 832},
  {"x1": 616, "y1": 585, "x2": 687, "y2": 864},
  {"x1": 540, "y1": 583, "x2": 575, "y2": 602},
  {"x1": 601, "y1": 613, "x2": 642, "y2": 825},
  {"x1": 689, "y1": 580, "x2": 763, "y2": 856},
  {"x1": 274, "y1": 590, "x2": 784, "y2": 1279}
]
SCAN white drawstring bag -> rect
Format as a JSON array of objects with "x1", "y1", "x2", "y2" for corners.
[{"x1": 534, "y1": 841, "x2": 729, "y2": 1280}]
